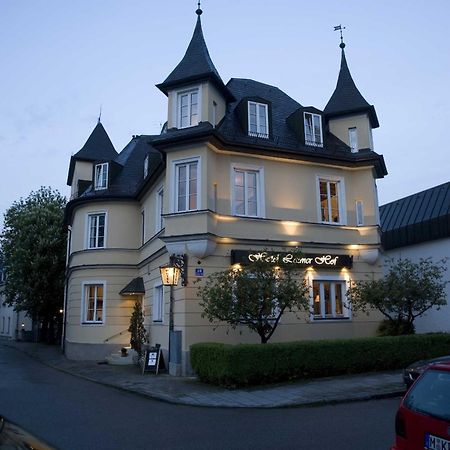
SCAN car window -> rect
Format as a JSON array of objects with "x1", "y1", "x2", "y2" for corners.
[{"x1": 404, "y1": 370, "x2": 450, "y2": 421}]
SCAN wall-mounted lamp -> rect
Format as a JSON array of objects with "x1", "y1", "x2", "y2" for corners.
[{"x1": 159, "y1": 254, "x2": 188, "y2": 287}]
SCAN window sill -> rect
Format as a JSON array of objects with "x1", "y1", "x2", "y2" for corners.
[
  {"x1": 177, "y1": 123, "x2": 199, "y2": 130},
  {"x1": 232, "y1": 213, "x2": 263, "y2": 219},
  {"x1": 305, "y1": 141, "x2": 323, "y2": 148},
  {"x1": 320, "y1": 221, "x2": 345, "y2": 226},
  {"x1": 248, "y1": 132, "x2": 269, "y2": 139},
  {"x1": 81, "y1": 322, "x2": 104, "y2": 326},
  {"x1": 311, "y1": 317, "x2": 350, "y2": 322}
]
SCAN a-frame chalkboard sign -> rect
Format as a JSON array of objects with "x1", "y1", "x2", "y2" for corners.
[{"x1": 141, "y1": 344, "x2": 166, "y2": 375}]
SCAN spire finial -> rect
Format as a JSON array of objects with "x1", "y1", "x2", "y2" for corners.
[
  {"x1": 196, "y1": 1, "x2": 202, "y2": 16},
  {"x1": 98, "y1": 105, "x2": 102, "y2": 124},
  {"x1": 334, "y1": 24, "x2": 346, "y2": 49}
]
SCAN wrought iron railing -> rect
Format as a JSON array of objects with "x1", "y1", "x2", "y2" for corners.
[{"x1": 104, "y1": 328, "x2": 129, "y2": 343}]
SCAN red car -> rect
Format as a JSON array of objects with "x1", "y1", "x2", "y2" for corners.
[{"x1": 391, "y1": 362, "x2": 450, "y2": 450}]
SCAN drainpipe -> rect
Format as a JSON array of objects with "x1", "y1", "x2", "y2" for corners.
[{"x1": 61, "y1": 225, "x2": 72, "y2": 354}]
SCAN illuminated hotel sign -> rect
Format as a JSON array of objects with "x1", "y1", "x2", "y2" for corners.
[{"x1": 231, "y1": 250, "x2": 353, "y2": 269}]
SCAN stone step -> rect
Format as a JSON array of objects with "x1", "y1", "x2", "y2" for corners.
[{"x1": 105, "y1": 347, "x2": 138, "y2": 365}]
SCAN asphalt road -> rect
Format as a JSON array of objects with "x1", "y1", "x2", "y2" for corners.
[{"x1": 0, "y1": 345, "x2": 400, "y2": 449}]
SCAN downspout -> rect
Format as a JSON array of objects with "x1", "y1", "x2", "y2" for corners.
[{"x1": 61, "y1": 224, "x2": 72, "y2": 354}]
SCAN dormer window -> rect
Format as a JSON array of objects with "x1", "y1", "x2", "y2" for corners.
[
  {"x1": 94, "y1": 163, "x2": 108, "y2": 190},
  {"x1": 304, "y1": 112, "x2": 323, "y2": 147},
  {"x1": 144, "y1": 155, "x2": 149, "y2": 178},
  {"x1": 248, "y1": 101, "x2": 268, "y2": 138},
  {"x1": 177, "y1": 88, "x2": 200, "y2": 128}
]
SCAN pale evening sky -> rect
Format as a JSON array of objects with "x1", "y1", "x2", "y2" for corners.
[{"x1": 1, "y1": 0, "x2": 449, "y2": 230}]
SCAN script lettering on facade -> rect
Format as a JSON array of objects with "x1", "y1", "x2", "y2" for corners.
[
  {"x1": 232, "y1": 250, "x2": 351, "y2": 269},
  {"x1": 314, "y1": 255, "x2": 339, "y2": 266},
  {"x1": 248, "y1": 252, "x2": 280, "y2": 264}
]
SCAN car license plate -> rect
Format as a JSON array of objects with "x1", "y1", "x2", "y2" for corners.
[{"x1": 425, "y1": 433, "x2": 450, "y2": 450}]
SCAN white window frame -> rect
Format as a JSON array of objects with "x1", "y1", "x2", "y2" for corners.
[
  {"x1": 86, "y1": 212, "x2": 107, "y2": 249},
  {"x1": 81, "y1": 281, "x2": 106, "y2": 325},
  {"x1": 212, "y1": 100, "x2": 217, "y2": 128},
  {"x1": 153, "y1": 283, "x2": 164, "y2": 323},
  {"x1": 349, "y1": 127, "x2": 358, "y2": 153},
  {"x1": 355, "y1": 200, "x2": 364, "y2": 227},
  {"x1": 141, "y1": 209, "x2": 145, "y2": 245},
  {"x1": 231, "y1": 163, "x2": 265, "y2": 218},
  {"x1": 248, "y1": 101, "x2": 269, "y2": 138},
  {"x1": 176, "y1": 86, "x2": 201, "y2": 129},
  {"x1": 171, "y1": 157, "x2": 201, "y2": 213},
  {"x1": 155, "y1": 186, "x2": 164, "y2": 232},
  {"x1": 307, "y1": 273, "x2": 351, "y2": 321},
  {"x1": 304, "y1": 112, "x2": 323, "y2": 147},
  {"x1": 316, "y1": 175, "x2": 346, "y2": 225},
  {"x1": 374, "y1": 180, "x2": 380, "y2": 225},
  {"x1": 94, "y1": 163, "x2": 108, "y2": 190},
  {"x1": 144, "y1": 155, "x2": 149, "y2": 178}
]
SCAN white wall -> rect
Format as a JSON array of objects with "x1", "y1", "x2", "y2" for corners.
[{"x1": 384, "y1": 238, "x2": 450, "y2": 333}]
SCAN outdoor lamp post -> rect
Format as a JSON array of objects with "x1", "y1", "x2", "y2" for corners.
[{"x1": 159, "y1": 254, "x2": 187, "y2": 372}]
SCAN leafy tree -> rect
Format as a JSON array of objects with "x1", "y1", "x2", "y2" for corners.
[
  {"x1": 128, "y1": 300, "x2": 148, "y2": 356},
  {"x1": 198, "y1": 259, "x2": 310, "y2": 344},
  {"x1": 348, "y1": 258, "x2": 448, "y2": 335},
  {"x1": 0, "y1": 187, "x2": 66, "y2": 342}
]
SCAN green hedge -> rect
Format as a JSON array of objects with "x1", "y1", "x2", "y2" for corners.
[{"x1": 190, "y1": 334, "x2": 450, "y2": 387}]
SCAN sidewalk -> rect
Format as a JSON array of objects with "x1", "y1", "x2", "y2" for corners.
[{"x1": 2, "y1": 340, "x2": 405, "y2": 408}]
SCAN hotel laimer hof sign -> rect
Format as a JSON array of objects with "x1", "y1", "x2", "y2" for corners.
[{"x1": 231, "y1": 250, "x2": 353, "y2": 269}]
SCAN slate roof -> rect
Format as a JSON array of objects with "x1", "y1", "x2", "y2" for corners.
[
  {"x1": 152, "y1": 78, "x2": 387, "y2": 177},
  {"x1": 79, "y1": 135, "x2": 163, "y2": 199},
  {"x1": 324, "y1": 48, "x2": 379, "y2": 128},
  {"x1": 67, "y1": 122, "x2": 118, "y2": 185},
  {"x1": 119, "y1": 277, "x2": 145, "y2": 295},
  {"x1": 65, "y1": 134, "x2": 164, "y2": 222},
  {"x1": 380, "y1": 182, "x2": 450, "y2": 250},
  {"x1": 156, "y1": 14, "x2": 234, "y2": 101},
  {"x1": 219, "y1": 78, "x2": 349, "y2": 153}
]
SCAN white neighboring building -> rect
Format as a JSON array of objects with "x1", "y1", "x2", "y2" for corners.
[
  {"x1": 0, "y1": 266, "x2": 32, "y2": 340},
  {"x1": 380, "y1": 182, "x2": 450, "y2": 333}
]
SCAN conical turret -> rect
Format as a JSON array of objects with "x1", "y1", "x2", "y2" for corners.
[
  {"x1": 324, "y1": 44, "x2": 379, "y2": 128},
  {"x1": 156, "y1": 8, "x2": 233, "y2": 101}
]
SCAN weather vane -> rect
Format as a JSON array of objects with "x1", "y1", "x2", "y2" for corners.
[
  {"x1": 98, "y1": 105, "x2": 102, "y2": 124},
  {"x1": 334, "y1": 24, "x2": 346, "y2": 48}
]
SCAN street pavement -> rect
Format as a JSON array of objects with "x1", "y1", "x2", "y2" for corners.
[{"x1": 1, "y1": 339, "x2": 406, "y2": 408}]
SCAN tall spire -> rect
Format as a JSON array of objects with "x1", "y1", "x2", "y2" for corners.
[
  {"x1": 324, "y1": 33, "x2": 379, "y2": 128},
  {"x1": 156, "y1": 4, "x2": 234, "y2": 101}
]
